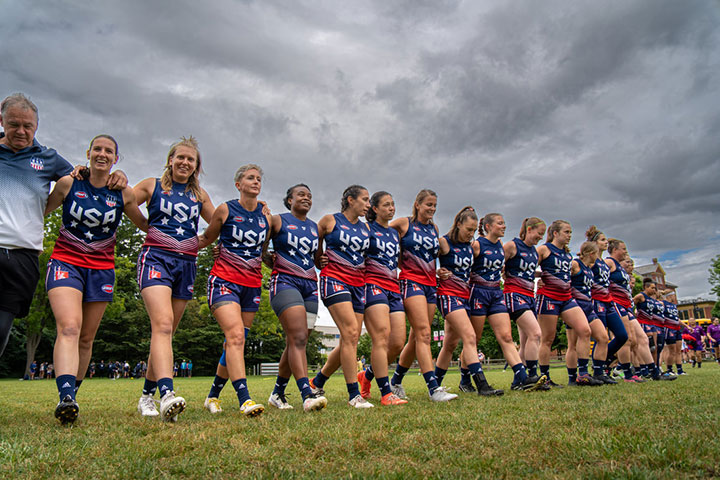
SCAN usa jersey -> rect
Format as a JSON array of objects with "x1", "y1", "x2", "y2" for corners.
[
  {"x1": 536, "y1": 243, "x2": 572, "y2": 301},
  {"x1": 636, "y1": 292, "x2": 661, "y2": 326},
  {"x1": 365, "y1": 221, "x2": 400, "y2": 293},
  {"x1": 570, "y1": 259, "x2": 593, "y2": 302},
  {"x1": 271, "y1": 213, "x2": 318, "y2": 281},
  {"x1": 663, "y1": 300, "x2": 680, "y2": 330},
  {"x1": 504, "y1": 238, "x2": 537, "y2": 297},
  {"x1": 651, "y1": 297, "x2": 667, "y2": 327},
  {"x1": 143, "y1": 179, "x2": 201, "y2": 256},
  {"x1": 437, "y1": 235, "x2": 473, "y2": 298},
  {"x1": 320, "y1": 213, "x2": 369, "y2": 287},
  {"x1": 51, "y1": 178, "x2": 124, "y2": 269},
  {"x1": 470, "y1": 237, "x2": 504, "y2": 288},
  {"x1": 590, "y1": 258, "x2": 612, "y2": 302},
  {"x1": 399, "y1": 219, "x2": 439, "y2": 286},
  {"x1": 608, "y1": 257, "x2": 632, "y2": 308},
  {"x1": 210, "y1": 201, "x2": 269, "y2": 287}
]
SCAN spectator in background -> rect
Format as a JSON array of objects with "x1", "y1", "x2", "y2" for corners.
[
  {"x1": 706, "y1": 317, "x2": 720, "y2": 364},
  {"x1": 89, "y1": 362, "x2": 95, "y2": 378},
  {"x1": 30, "y1": 360, "x2": 37, "y2": 380},
  {"x1": 181, "y1": 359, "x2": 187, "y2": 378},
  {"x1": 187, "y1": 360, "x2": 192, "y2": 378}
]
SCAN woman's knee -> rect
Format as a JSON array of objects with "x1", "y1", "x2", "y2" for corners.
[
  {"x1": 57, "y1": 323, "x2": 80, "y2": 339},
  {"x1": 225, "y1": 328, "x2": 247, "y2": 349}
]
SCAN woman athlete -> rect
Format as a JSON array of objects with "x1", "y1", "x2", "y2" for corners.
[
  {"x1": 434, "y1": 207, "x2": 503, "y2": 396},
  {"x1": 45, "y1": 135, "x2": 147, "y2": 424},
  {"x1": 309, "y1": 185, "x2": 374, "y2": 408},
  {"x1": 632, "y1": 278, "x2": 674, "y2": 381},
  {"x1": 356, "y1": 191, "x2": 409, "y2": 405},
  {"x1": 388, "y1": 189, "x2": 457, "y2": 402},
  {"x1": 134, "y1": 136, "x2": 214, "y2": 421}
]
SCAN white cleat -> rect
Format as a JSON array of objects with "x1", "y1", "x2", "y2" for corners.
[
  {"x1": 204, "y1": 397, "x2": 223, "y2": 414},
  {"x1": 268, "y1": 392, "x2": 293, "y2": 410},
  {"x1": 303, "y1": 394, "x2": 328, "y2": 412},
  {"x1": 137, "y1": 394, "x2": 160, "y2": 417},
  {"x1": 429, "y1": 388, "x2": 458, "y2": 402},
  {"x1": 159, "y1": 391, "x2": 186, "y2": 422},
  {"x1": 240, "y1": 399, "x2": 265, "y2": 417},
  {"x1": 390, "y1": 383, "x2": 408, "y2": 400},
  {"x1": 348, "y1": 395, "x2": 374, "y2": 409}
]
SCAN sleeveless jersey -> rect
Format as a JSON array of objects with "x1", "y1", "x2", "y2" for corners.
[
  {"x1": 51, "y1": 178, "x2": 124, "y2": 269},
  {"x1": 271, "y1": 213, "x2": 318, "y2": 281},
  {"x1": 364, "y1": 221, "x2": 400, "y2": 293},
  {"x1": 210, "y1": 201, "x2": 269, "y2": 287},
  {"x1": 398, "y1": 219, "x2": 439, "y2": 286},
  {"x1": 651, "y1": 297, "x2": 667, "y2": 327},
  {"x1": 143, "y1": 179, "x2": 201, "y2": 256},
  {"x1": 437, "y1": 235, "x2": 473, "y2": 298},
  {"x1": 570, "y1": 259, "x2": 594, "y2": 302},
  {"x1": 663, "y1": 300, "x2": 680, "y2": 330},
  {"x1": 590, "y1": 258, "x2": 612, "y2": 302},
  {"x1": 320, "y1": 213, "x2": 369, "y2": 287},
  {"x1": 636, "y1": 292, "x2": 660, "y2": 326},
  {"x1": 536, "y1": 243, "x2": 572, "y2": 301},
  {"x1": 608, "y1": 257, "x2": 632, "y2": 308},
  {"x1": 503, "y1": 238, "x2": 538, "y2": 297},
  {"x1": 470, "y1": 237, "x2": 504, "y2": 289}
]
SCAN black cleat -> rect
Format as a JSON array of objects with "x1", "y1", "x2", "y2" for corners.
[
  {"x1": 544, "y1": 378, "x2": 564, "y2": 389},
  {"x1": 458, "y1": 382, "x2": 477, "y2": 393},
  {"x1": 55, "y1": 395, "x2": 79, "y2": 425},
  {"x1": 511, "y1": 374, "x2": 548, "y2": 392},
  {"x1": 594, "y1": 374, "x2": 618, "y2": 385},
  {"x1": 472, "y1": 372, "x2": 504, "y2": 396}
]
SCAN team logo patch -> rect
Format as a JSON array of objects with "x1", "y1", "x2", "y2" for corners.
[
  {"x1": 30, "y1": 157, "x2": 44, "y2": 171},
  {"x1": 189, "y1": 193, "x2": 197, "y2": 202},
  {"x1": 371, "y1": 286, "x2": 381, "y2": 296},
  {"x1": 375, "y1": 232, "x2": 384, "y2": 237},
  {"x1": 234, "y1": 216, "x2": 245, "y2": 223},
  {"x1": 520, "y1": 252, "x2": 527, "y2": 257},
  {"x1": 105, "y1": 196, "x2": 117, "y2": 207},
  {"x1": 412, "y1": 284, "x2": 421, "y2": 292},
  {"x1": 219, "y1": 285, "x2": 232, "y2": 296},
  {"x1": 453, "y1": 248, "x2": 460, "y2": 252},
  {"x1": 340, "y1": 225, "x2": 350, "y2": 230},
  {"x1": 333, "y1": 283, "x2": 344, "y2": 292},
  {"x1": 101, "y1": 284, "x2": 114, "y2": 294},
  {"x1": 547, "y1": 303, "x2": 555, "y2": 311},
  {"x1": 161, "y1": 190, "x2": 172, "y2": 195},
  {"x1": 288, "y1": 225, "x2": 298, "y2": 230},
  {"x1": 361, "y1": 230, "x2": 368, "y2": 237},
  {"x1": 413, "y1": 226, "x2": 420, "y2": 231},
  {"x1": 148, "y1": 267, "x2": 162, "y2": 279},
  {"x1": 474, "y1": 299, "x2": 482, "y2": 309},
  {"x1": 259, "y1": 219, "x2": 266, "y2": 228},
  {"x1": 253, "y1": 296, "x2": 261, "y2": 304},
  {"x1": 75, "y1": 191, "x2": 88, "y2": 199},
  {"x1": 187, "y1": 285, "x2": 194, "y2": 293},
  {"x1": 518, "y1": 298, "x2": 526, "y2": 305},
  {"x1": 54, "y1": 268, "x2": 69, "y2": 281},
  {"x1": 310, "y1": 228, "x2": 318, "y2": 236},
  {"x1": 484, "y1": 250, "x2": 493, "y2": 255}
]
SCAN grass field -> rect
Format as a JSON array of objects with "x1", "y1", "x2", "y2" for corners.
[{"x1": 1, "y1": 365, "x2": 719, "y2": 479}]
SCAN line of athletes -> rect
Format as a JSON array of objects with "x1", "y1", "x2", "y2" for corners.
[{"x1": 46, "y1": 134, "x2": 680, "y2": 426}]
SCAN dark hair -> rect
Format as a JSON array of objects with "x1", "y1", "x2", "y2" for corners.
[
  {"x1": 410, "y1": 189, "x2": 437, "y2": 223},
  {"x1": 546, "y1": 220, "x2": 571, "y2": 252},
  {"x1": 447, "y1": 206, "x2": 477, "y2": 243},
  {"x1": 519, "y1": 217, "x2": 545, "y2": 241},
  {"x1": 643, "y1": 277, "x2": 655, "y2": 288},
  {"x1": 585, "y1": 225, "x2": 604, "y2": 243},
  {"x1": 283, "y1": 183, "x2": 311, "y2": 210},
  {"x1": 89, "y1": 134, "x2": 119, "y2": 157},
  {"x1": 608, "y1": 238, "x2": 625, "y2": 254},
  {"x1": 479, "y1": 213, "x2": 502, "y2": 236},
  {"x1": 340, "y1": 185, "x2": 367, "y2": 212},
  {"x1": 366, "y1": 191, "x2": 391, "y2": 223}
]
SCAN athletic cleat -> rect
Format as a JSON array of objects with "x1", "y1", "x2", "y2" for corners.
[
  {"x1": 630, "y1": 375, "x2": 646, "y2": 383},
  {"x1": 576, "y1": 373, "x2": 603, "y2": 386},
  {"x1": 458, "y1": 382, "x2": 477, "y2": 393},
  {"x1": 358, "y1": 371, "x2": 372, "y2": 399},
  {"x1": 309, "y1": 378, "x2": 325, "y2": 396},
  {"x1": 473, "y1": 372, "x2": 504, "y2": 396},
  {"x1": 268, "y1": 392, "x2": 293, "y2": 409},
  {"x1": 390, "y1": 383, "x2": 408, "y2": 400},
  {"x1": 137, "y1": 394, "x2": 160, "y2": 417},
  {"x1": 240, "y1": 399, "x2": 265, "y2": 417},
  {"x1": 429, "y1": 389, "x2": 458, "y2": 402},
  {"x1": 203, "y1": 397, "x2": 223, "y2": 414},
  {"x1": 348, "y1": 395, "x2": 374, "y2": 408},
  {"x1": 678, "y1": 371, "x2": 687, "y2": 375},
  {"x1": 544, "y1": 379, "x2": 564, "y2": 389},
  {"x1": 381, "y1": 393, "x2": 408, "y2": 405},
  {"x1": 567, "y1": 380, "x2": 578, "y2": 387},
  {"x1": 159, "y1": 391, "x2": 186, "y2": 422},
  {"x1": 610, "y1": 367, "x2": 624, "y2": 379},
  {"x1": 435, "y1": 385, "x2": 451, "y2": 393},
  {"x1": 303, "y1": 393, "x2": 327, "y2": 412},
  {"x1": 657, "y1": 372, "x2": 677, "y2": 381},
  {"x1": 512, "y1": 374, "x2": 548, "y2": 392},
  {"x1": 55, "y1": 395, "x2": 79, "y2": 425},
  {"x1": 594, "y1": 374, "x2": 618, "y2": 385}
]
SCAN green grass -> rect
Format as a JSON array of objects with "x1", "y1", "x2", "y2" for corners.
[{"x1": 1, "y1": 366, "x2": 719, "y2": 479}]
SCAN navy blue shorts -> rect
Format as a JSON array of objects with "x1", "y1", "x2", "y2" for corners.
[
  {"x1": 365, "y1": 283, "x2": 404, "y2": 313},
  {"x1": 614, "y1": 303, "x2": 631, "y2": 318},
  {"x1": 46, "y1": 258, "x2": 115, "y2": 302},
  {"x1": 438, "y1": 295, "x2": 469, "y2": 317},
  {"x1": 470, "y1": 285, "x2": 507, "y2": 317},
  {"x1": 641, "y1": 323, "x2": 663, "y2": 335},
  {"x1": 207, "y1": 275, "x2": 261, "y2": 312},
  {"x1": 664, "y1": 328, "x2": 681, "y2": 345},
  {"x1": 137, "y1": 247, "x2": 196, "y2": 300},
  {"x1": 535, "y1": 295, "x2": 579, "y2": 316},
  {"x1": 269, "y1": 273, "x2": 318, "y2": 315},
  {"x1": 400, "y1": 279, "x2": 437, "y2": 304},
  {"x1": 320, "y1": 276, "x2": 365, "y2": 313},
  {"x1": 576, "y1": 299, "x2": 599, "y2": 323},
  {"x1": 504, "y1": 292, "x2": 536, "y2": 321}
]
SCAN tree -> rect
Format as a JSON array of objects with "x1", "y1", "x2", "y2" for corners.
[{"x1": 709, "y1": 254, "x2": 720, "y2": 298}]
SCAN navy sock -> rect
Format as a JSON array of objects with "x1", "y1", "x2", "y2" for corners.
[
  {"x1": 376, "y1": 376, "x2": 391, "y2": 397},
  {"x1": 677, "y1": 364, "x2": 684, "y2": 373},
  {"x1": 297, "y1": 377, "x2": 313, "y2": 401},
  {"x1": 391, "y1": 364, "x2": 409, "y2": 386},
  {"x1": 56, "y1": 374, "x2": 76, "y2": 401},
  {"x1": 539, "y1": 364, "x2": 550, "y2": 380},
  {"x1": 232, "y1": 378, "x2": 251, "y2": 405},
  {"x1": 467, "y1": 362, "x2": 483, "y2": 375},
  {"x1": 459, "y1": 367, "x2": 472, "y2": 385},
  {"x1": 666, "y1": 365, "x2": 674, "y2": 373},
  {"x1": 272, "y1": 376, "x2": 289, "y2": 395},
  {"x1": 434, "y1": 366, "x2": 447, "y2": 386},
  {"x1": 208, "y1": 375, "x2": 227, "y2": 398},
  {"x1": 593, "y1": 360, "x2": 605, "y2": 376},
  {"x1": 578, "y1": 358, "x2": 589, "y2": 376},
  {"x1": 651, "y1": 363, "x2": 660, "y2": 377},
  {"x1": 313, "y1": 370, "x2": 329, "y2": 389},
  {"x1": 640, "y1": 364, "x2": 649, "y2": 376},
  {"x1": 364, "y1": 365, "x2": 374, "y2": 382},
  {"x1": 698, "y1": 361, "x2": 702, "y2": 368},
  {"x1": 422, "y1": 371, "x2": 439, "y2": 395},
  {"x1": 567, "y1": 367, "x2": 578, "y2": 383},
  {"x1": 157, "y1": 377, "x2": 173, "y2": 398},
  {"x1": 621, "y1": 363, "x2": 633, "y2": 379},
  {"x1": 347, "y1": 382, "x2": 360, "y2": 401},
  {"x1": 142, "y1": 379, "x2": 158, "y2": 396},
  {"x1": 74, "y1": 379, "x2": 83, "y2": 394},
  {"x1": 512, "y1": 363, "x2": 528, "y2": 385},
  {"x1": 526, "y1": 360, "x2": 538, "y2": 377}
]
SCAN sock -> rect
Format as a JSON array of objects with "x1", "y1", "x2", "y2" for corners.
[
  {"x1": 142, "y1": 379, "x2": 158, "y2": 396},
  {"x1": 391, "y1": 364, "x2": 409, "y2": 386},
  {"x1": 526, "y1": 360, "x2": 538, "y2": 377},
  {"x1": 297, "y1": 377, "x2": 313, "y2": 401},
  {"x1": 698, "y1": 361, "x2": 702, "y2": 368},
  {"x1": 347, "y1": 382, "x2": 360, "y2": 401},
  {"x1": 640, "y1": 364, "x2": 649, "y2": 376},
  {"x1": 56, "y1": 374, "x2": 76, "y2": 400},
  {"x1": 467, "y1": 362, "x2": 483, "y2": 375},
  {"x1": 578, "y1": 358, "x2": 589, "y2": 376},
  {"x1": 434, "y1": 366, "x2": 447, "y2": 386},
  {"x1": 567, "y1": 367, "x2": 578, "y2": 383},
  {"x1": 208, "y1": 375, "x2": 227, "y2": 398},
  {"x1": 74, "y1": 379, "x2": 83, "y2": 394},
  {"x1": 512, "y1": 363, "x2": 528, "y2": 385},
  {"x1": 459, "y1": 367, "x2": 472, "y2": 385},
  {"x1": 593, "y1": 360, "x2": 605, "y2": 377},
  {"x1": 232, "y1": 378, "x2": 250, "y2": 404},
  {"x1": 157, "y1": 377, "x2": 173, "y2": 398},
  {"x1": 667, "y1": 365, "x2": 674, "y2": 373},
  {"x1": 621, "y1": 363, "x2": 633, "y2": 379},
  {"x1": 677, "y1": 363, "x2": 684, "y2": 373},
  {"x1": 272, "y1": 376, "x2": 289, "y2": 396},
  {"x1": 313, "y1": 370, "x2": 329, "y2": 389},
  {"x1": 377, "y1": 376, "x2": 391, "y2": 397},
  {"x1": 422, "y1": 371, "x2": 439, "y2": 395},
  {"x1": 539, "y1": 364, "x2": 550, "y2": 380},
  {"x1": 651, "y1": 363, "x2": 660, "y2": 377},
  {"x1": 364, "y1": 365, "x2": 374, "y2": 382}
]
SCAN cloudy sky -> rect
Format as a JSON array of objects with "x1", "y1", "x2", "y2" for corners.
[{"x1": 3, "y1": 0, "x2": 719, "y2": 302}]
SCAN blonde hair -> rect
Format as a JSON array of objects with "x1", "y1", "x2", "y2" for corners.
[
  {"x1": 519, "y1": 217, "x2": 545, "y2": 241},
  {"x1": 161, "y1": 136, "x2": 203, "y2": 200},
  {"x1": 234, "y1": 164, "x2": 264, "y2": 183},
  {"x1": 578, "y1": 241, "x2": 599, "y2": 260}
]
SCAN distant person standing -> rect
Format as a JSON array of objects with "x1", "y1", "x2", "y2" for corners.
[
  {"x1": 706, "y1": 317, "x2": 720, "y2": 364},
  {"x1": 30, "y1": 360, "x2": 37, "y2": 380},
  {"x1": 187, "y1": 360, "x2": 192, "y2": 378},
  {"x1": 181, "y1": 359, "x2": 187, "y2": 378}
]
